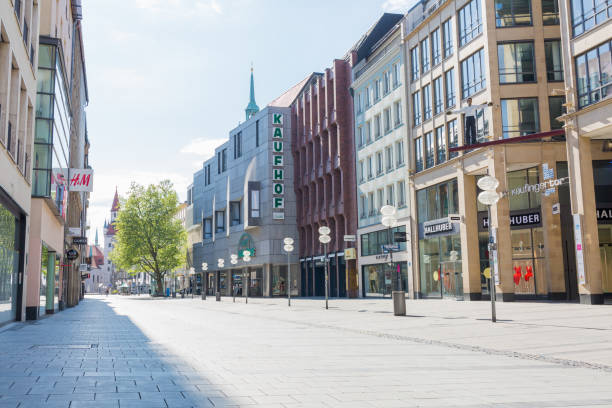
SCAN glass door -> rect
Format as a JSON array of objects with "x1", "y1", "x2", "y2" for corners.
[{"x1": 599, "y1": 225, "x2": 612, "y2": 293}]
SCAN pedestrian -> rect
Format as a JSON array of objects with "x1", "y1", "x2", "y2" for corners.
[{"x1": 447, "y1": 98, "x2": 492, "y2": 146}]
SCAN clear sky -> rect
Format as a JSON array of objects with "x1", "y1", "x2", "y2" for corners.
[{"x1": 82, "y1": 0, "x2": 414, "y2": 242}]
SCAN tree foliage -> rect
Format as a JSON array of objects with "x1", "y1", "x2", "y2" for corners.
[{"x1": 110, "y1": 180, "x2": 186, "y2": 294}]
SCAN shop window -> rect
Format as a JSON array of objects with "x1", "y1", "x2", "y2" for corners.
[
  {"x1": 495, "y1": 0, "x2": 532, "y2": 27},
  {"x1": 418, "y1": 234, "x2": 462, "y2": 298},
  {"x1": 363, "y1": 262, "x2": 409, "y2": 297},
  {"x1": 507, "y1": 167, "x2": 541, "y2": 210}
]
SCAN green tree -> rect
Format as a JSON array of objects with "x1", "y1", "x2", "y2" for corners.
[{"x1": 110, "y1": 180, "x2": 186, "y2": 295}]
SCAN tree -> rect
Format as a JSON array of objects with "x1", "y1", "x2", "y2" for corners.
[{"x1": 110, "y1": 180, "x2": 186, "y2": 295}]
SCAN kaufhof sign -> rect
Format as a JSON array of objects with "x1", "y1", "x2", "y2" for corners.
[{"x1": 271, "y1": 112, "x2": 285, "y2": 220}]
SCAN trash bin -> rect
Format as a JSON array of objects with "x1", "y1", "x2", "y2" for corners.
[
  {"x1": 392, "y1": 291, "x2": 406, "y2": 316},
  {"x1": 216, "y1": 292, "x2": 221, "y2": 301}
]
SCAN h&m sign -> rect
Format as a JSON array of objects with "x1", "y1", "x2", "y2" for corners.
[{"x1": 271, "y1": 112, "x2": 285, "y2": 219}]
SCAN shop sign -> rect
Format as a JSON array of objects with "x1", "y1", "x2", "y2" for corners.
[
  {"x1": 68, "y1": 227, "x2": 81, "y2": 236},
  {"x1": 479, "y1": 210, "x2": 542, "y2": 231},
  {"x1": 66, "y1": 249, "x2": 79, "y2": 261},
  {"x1": 68, "y1": 169, "x2": 94, "y2": 192},
  {"x1": 509, "y1": 176, "x2": 568, "y2": 197},
  {"x1": 237, "y1": 233, "x2": 256, "y2": 258},
  {"x1": 381, "y1": 243, "x2": 400, "y2": 253},
  {"x1": 271, "y1": 112, "x2": 285, "y2": 219},
  {"x1": 574, "y1": 214, "x2": 586, "y2": 285},
  {"x1": 345, "y1": 248, "x2": 356, "y2": 260},
  {"x1": 343, "y1": 235, "x2": 356, "y2": 242},
  {"x1": 597, "y1": 208, "x2": 612, "y2": 224},
  {"x1": 73, "y1": 236, "x2": 88, "y2": 245},
  {"x1": 422, "y1": 218, "x2": 458, "y2": 238},
  {"x1": 375, "y1": 254, "x2": 388, "y2": 260}
]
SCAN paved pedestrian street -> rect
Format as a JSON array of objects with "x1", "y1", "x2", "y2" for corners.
[{"x1": 1, "y1": 296, "x2": 612, "y2": 408}]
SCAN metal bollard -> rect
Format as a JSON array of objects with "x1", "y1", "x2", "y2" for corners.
[
  {"x1": 392, "y1": 291, "x2": 406, "y2": 316},
  {"x1": 216, "y1": 292, "x2": 221, "y2": 301}
]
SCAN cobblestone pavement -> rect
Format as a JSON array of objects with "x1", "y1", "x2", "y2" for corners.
[{"x1": 0, "y1": 296, "x2": 611, "y2": 408}]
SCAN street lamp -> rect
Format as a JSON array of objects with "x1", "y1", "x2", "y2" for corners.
[
  {"x1": 477, "y1": 175, "x2": 501, "y2": 323},
  {"x1": 318, "y1": 226, "x2": 331, "y2": 310},
  {"x1": 242, "y1": 250, "x2": 251, "y2": 304},
  {"x1": 189, "y1": 267, "x2": 195, "y2": 299},
  {"x1": 216, "y1": 258, "x2": 224, "y2": 301},
  {"x1": 230, "y1": 254, "x2": 238, "y2": 302},
  {"x1": 380, "y1": 204, "x2": 405, "y2": 316},
  {"x1": 201, "y1": 262, "x2": 208, "y2": 300},
  {"x1": 283, "y1": 238, "x2": 294, "y2": 307}
]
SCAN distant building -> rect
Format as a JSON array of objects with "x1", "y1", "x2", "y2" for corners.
[{"x1": 84, "y1": 230, "x2": 107, "y2": 293}]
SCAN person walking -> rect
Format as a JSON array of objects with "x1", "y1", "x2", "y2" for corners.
[{"x1": 447, "y1": 98, "x2": 492, "y2": 146}]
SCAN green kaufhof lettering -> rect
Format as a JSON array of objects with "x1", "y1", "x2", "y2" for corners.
[
  {"x1": 273, "y1": 169, "x2": 284, "y2": 181},
  {"x1": 273, "y1": 141, "x2": 283, "y2": 153},
  {"x1": 273, "y1": 127, "x2": 283, "y2": 138},
  {"x1": 273, "y1": 155, "x2": 283, "y2": 166},
  {"x1": 273, "y1": 113, "x2": 283, "y2": 125},
  {"x1": 274, "y1": 197, "x2": 285, "y2": 209},
  {"x1": 273, "y1": 183, "x2": 284, "y2": 195}
]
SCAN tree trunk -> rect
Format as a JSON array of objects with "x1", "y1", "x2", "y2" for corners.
[{"x1": 155, "y1": 273, "x2": 164, "y2": 295}]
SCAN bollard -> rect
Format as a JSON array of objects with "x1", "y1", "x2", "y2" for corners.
[
  {"x1": 392, "y1": 291, "x2": 406, "y2": 316},
  {"x1": 216, "y1": 292, "x2": 221, "y2": 301}
]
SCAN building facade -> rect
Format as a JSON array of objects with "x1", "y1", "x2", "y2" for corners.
[
  {"x1": 291, "y1": 62, "x2": 358, "y2": 299},
  {"x1": 0, "y1": 0, "x2": 40, "y2": 324},
  {"x1": 403, "y1": 0, "x2": 573, "y2": 302},
  {"x1": 192, "y1": 72, "x2": 301, "y2": 298},
  {"x1": 558, "y1": 0, "x2": 612, "y2": 303},
  {"x1": 351, "y1": 14, "x2": 412, "y2": 298}
]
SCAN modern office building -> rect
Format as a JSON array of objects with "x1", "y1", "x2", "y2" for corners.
[
  {"x1": 403, "y1": 0, "x2": 574, "y2": 302},
  {"x1": 558, "y1": 0, "x2": 612, "y2": 303},
  {"x1": 192, "y1": 71, "x2": 302, "y2": 298},
  {"x1": 291, "y1": 62, "x2": 358, "y2": 299},
  {"x1": 351, "y1": 13, "x2": 411, "y2": 298},
  {"x1": 0, "y1": 0, "x2": 40, "y2": 324}
]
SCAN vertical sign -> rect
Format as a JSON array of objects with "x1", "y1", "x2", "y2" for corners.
[
  {"x1": 491, "y1": 227, "x2": 500, "y2": 285},
  {"x1": 271, "y1": 112, "x2": 285, "y2": 220},
  {"x1": 573, "y1": 214, "x2": 586, "y2": 285}
]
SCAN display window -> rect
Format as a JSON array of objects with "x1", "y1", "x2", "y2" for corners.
[{"x1": 362, "y1": 262, "x2": 408, "y2": 297}]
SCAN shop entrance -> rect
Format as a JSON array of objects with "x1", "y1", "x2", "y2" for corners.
[{"x1": 598, "y1": 226, "x2": 612, "y2": 295}]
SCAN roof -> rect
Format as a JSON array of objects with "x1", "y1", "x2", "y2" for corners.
[
  {"x1": 111, "y1": 189, "x2": 120, "y2": 212},
  {"x1": 354, "y1": 13, "x2": 404, "y2": 65},
  {"x1": 87, "y1": 245, "x2": 105, "y2": 269},
  {"x1": 107, "y1": 223, "x2": 117, "y2": 236},
  {"x1": 267, "y1": 74, "x2": 315, "y2": 108}
]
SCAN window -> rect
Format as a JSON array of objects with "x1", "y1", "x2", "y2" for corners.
[
  {"x1": 433, "y1": 77, "x2": 443, "y2": 115},
  {"x1": 396, "y1": 140, "x2": 405, "y2": 166},
  {"x1": 436, "y1": 126, "x2": 446, "y2": 164},
  {"x1": 542, "y1": 0, "x2": 560, "y2": 24},
  {"x1": 448, "y1": 119, "x2": 458, "y2": 159},
  {"x1": 498, "y1": 42, "x2": 536, "y2": 83},
  {"x1": 233, "y1": 132, "x2": 242, "y2": 159},
  {"x1": 366, "y1": 121, "x2": 372, "y2": 143},
  {"x1": 203, "y1": 218, "x2": 212, "y2": 239},
  {"x1": 256, "y1": 120, "x2": 260, "y2": 146},
  {"x1": 375, "y1": 79, "x2": 381, "y2": 101},
  {"x1": 474, "y1": 108, "x2": 490, "y2": 143},
  {"x1": 360, "y1": 195, "x2": 367, "y2": 218},
  {"x1": 423, "y1": 84, "x2": 432, "y2": 121},
  {"x1": 376, "y1": 151, "x2": 383, "y2": 176},
  {"x1": 204, "y1": 164, "x2": 211, "y2": 185},
  {"x1": 377, "y1": 189, "x2": 384, "y2": 210},
  {"x1": 571, "y1": 0, "x2": 612, "y2": 36},
  {"x1": 383, "y1": 71, "x2": 391, "y2": 94},
  {"x1": 495, "y1": 0, "x2": 532, "y2": 27},
  {"x1": 357, "y1": 126, "x2": 364, "y2": 147},
  {"x1": 575, "y1": 41, "x2": 612, "y2": 108},
  {"x1": 445, "y1": 68, "x2": 456, "y2": 108},
  {"x1": 250, "y1": 189, "x2": 260, "y2": 218},
  {"x1": 385, "y1": 145, "x2": 393, "y2": 171},
  {"x1": 393, "y1": 63, "x2": 400, "y2": 87},
  {"x1": 368, "y1": 192, "x2": 375, "y2": 216},
  {"x1": 425, "y1": 131, "x2": 435, "y2": 168},
  {"x1": 230, "y1": 201, "x2": 241, "y2": 226},
  {"x1": 361, "y1": 226, "x2": 407, "y2": 256},
  {"x1": 545, "y1": 40, "x2": 564, "y2": 81},
  {"x1": 387, "y1": 184, "x2": 395, "y2": 206},
  {"x1": 549, "y1": 96, "x2": 566, "y2": 130},
  {"x1": 461, "y1": 49, "x2": 486, "y2": 98},
  {"x1": 431, "y1": 29, "x2": 441, "y2": 66},
  {"x1": 442, "y1": 19, "x2": 454, "y2": 58},
  {"x1": 384, "y1": 108, "x2": 392, "y2": 133},
  {"x1": 215, "y1": 210, "x2": 225, "y2": 233},
  {"x1": 415, "y1": 137, "x2": 423, "y2": 172},
  {"x1": 413, "y1": 91, "x2": 422, "y2": 126},
  {"x1": 421, "y1": 37, "x2": 430, "y2": 73},
  {"x1": 359, "y1": 160, "x2": 365, "y2": 183},
  {"x1": 411, "y1": 46, "x2": 419, "y2": 81},
  {"x1": 364, "y1": 86, "x2": 370, "y2": 108},
  {"x1": 367, "y1": 155, "x2": 373, "y2": 179},
  {"x1": 374, "y1": 115, "x2": 382, "y2": 139},
  {"x1": 417, "y1": 179, "x2": 459, "y2": 222},
  {"x1": 458, "y1": 0, "x2": 482, "y2": 46},
  {"x1": 394, "y1": 100, "x2": 402, "y2": 125},
  {"x1": 501, "y1": 98, "x2": 540, "y2": 138},
  {"x1": 397, "y1": 181, "x2": 406, "y2": 207},
  {"x1": 217, "y1": 149, "x2": 228, "y2": 173}
]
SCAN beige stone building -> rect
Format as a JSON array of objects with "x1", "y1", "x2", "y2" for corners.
[
  {"x1": 402, "y1": 0, "x2": 578, "y2": 302},
  {"x1": 557, "y1": 0, "x2": 612, "y2": 303},
  {"x1": 0, "y1": 0, "x2": 39, "y2": 324}
]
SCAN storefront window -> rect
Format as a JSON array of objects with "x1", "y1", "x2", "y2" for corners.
[
  {"x1": 363, "y1": 262, "x2": 408, "y2": 297},
  {"x1": 272, "y1": 265, "x2": 287, "y2": 296},
  {"x1": 0, "y1": 205, "x2": 18, "y2": 323},
  {"x1": 507, "y1": 167, "x2": 541, "y2": 210}
]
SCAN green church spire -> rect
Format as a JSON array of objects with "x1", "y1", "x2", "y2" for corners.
[{"x1": 245, "y1": 66, "x2": 259, "y2": 121}]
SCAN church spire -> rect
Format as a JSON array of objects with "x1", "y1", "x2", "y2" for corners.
[
  {"x1": 95, "y1": 229, "x2": 99, "y2": 246},
  {"x1": 245, "y1": 65, "x2": 259, "y2": 121}
]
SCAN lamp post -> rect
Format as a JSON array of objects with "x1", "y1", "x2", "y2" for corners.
[
  {"x1": 380, "y1": 205, "x2": 405, "y2": 316},
  {"x1": 216, "y1": 258, "x2": 224, "y2": 301},
  {"x1": 318, "y1": 226, "x2": 331, "y2": 310},
  {"x1": 477, "y1": 175, "x2": 501, "y2": 323},
  {"x1": 230, "y1": 254, "x2": 238, "y2": 302},
  {"x1": 242, "y1": 250, "x2": 251, "y2": 304},
  {"x1": 201, "y1": 262, "x2": 208, "y2": 300},
  {"x1": 283, "y1": 238, "x2": 294, "y2": 307}
]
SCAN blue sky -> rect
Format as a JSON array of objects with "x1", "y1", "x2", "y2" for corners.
[{"x1": 82, "y1": 0, "x2": 414, "y2": 241}]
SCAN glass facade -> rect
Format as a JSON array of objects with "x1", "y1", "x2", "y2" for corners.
[
  {"x1": 571, "y1": 0, "x2": 612, "y2": 36},
  {"x1": 575, "y1": 40, "x2": 612, "y2": 108},
  {"x1": 0, "y1": 204, "x2": 19, "y2": 323}
]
